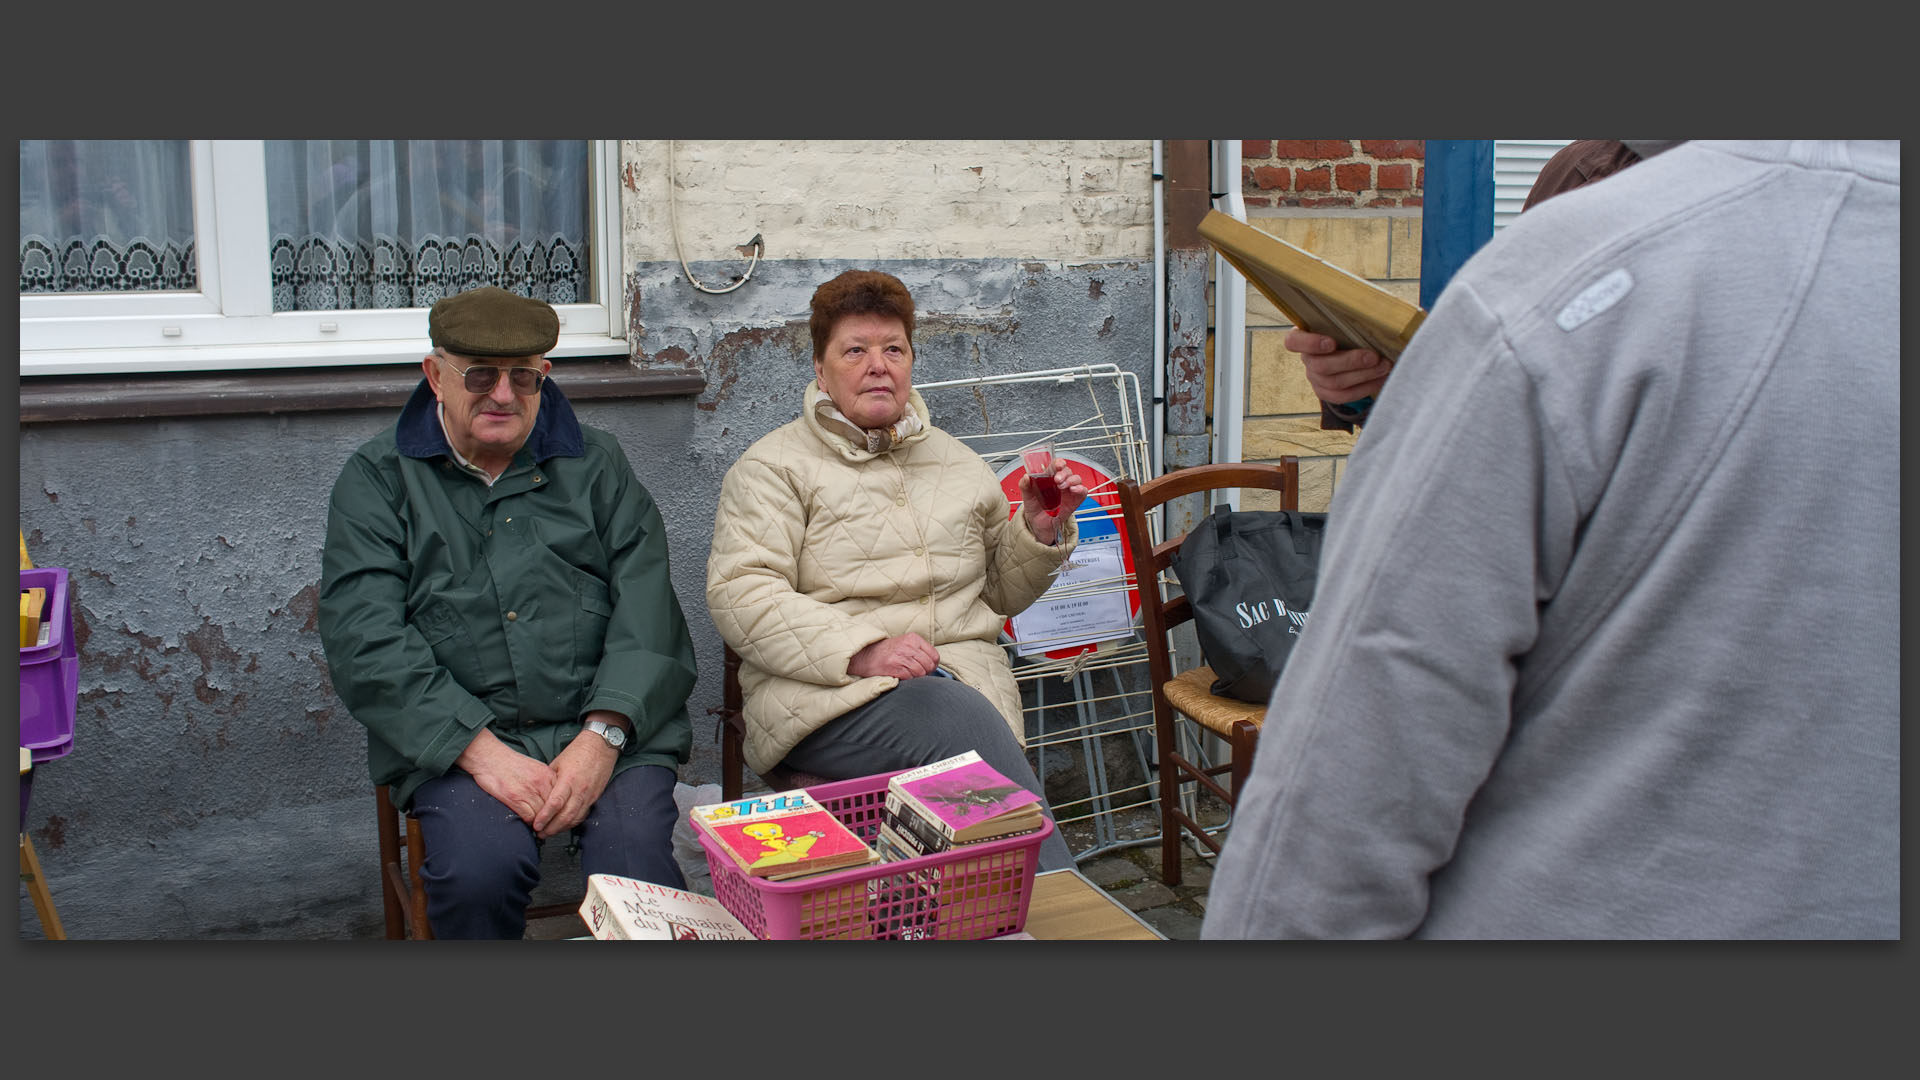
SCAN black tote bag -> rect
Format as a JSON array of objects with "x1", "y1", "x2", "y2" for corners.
[{"x1": 1169, "y1": 506, "x2": 1327, "y2": 703}]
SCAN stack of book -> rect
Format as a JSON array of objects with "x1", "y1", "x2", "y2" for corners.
[
  {"x1": 876, "y1": 750, "x2": 1044, "y2": 862},
  {"x1": 579, "y1": 873, "x2": 759, "y2": 940},
  {"x1": 689, "y1": 787, "x2": 878, "y2": 882}
]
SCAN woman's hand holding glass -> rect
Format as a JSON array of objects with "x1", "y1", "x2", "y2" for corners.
[{"x1": 1019, "y1": 454, "x2": 1088, "y2": 546}]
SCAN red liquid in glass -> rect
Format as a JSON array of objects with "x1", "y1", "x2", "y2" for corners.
[
  {"x1": 1023, "y1": 447, "x2": 1061, "y2": 515},
  {"x1": 1029, "y1": 473, "x2": 1062, "y2": 514}
]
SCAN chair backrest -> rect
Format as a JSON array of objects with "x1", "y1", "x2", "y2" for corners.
[
  {"x1": 715, "y1": 643, "x2": 832, "y2": 798},
  {"x1": 1114, "y1": 460, "x2": 1300, "y2": 691}
]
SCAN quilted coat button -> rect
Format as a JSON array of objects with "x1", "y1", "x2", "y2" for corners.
[
  {"x1": 917, "y1": 596, "x2": 928, "y2": 605},
  {"x1": 895, "y1": 497, "x2": 906, "y2": 507}
]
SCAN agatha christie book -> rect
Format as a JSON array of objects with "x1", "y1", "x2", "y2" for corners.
[
  {"x1": 689, "y1": 788, "x2": 877, "y2": 881},
  {"x1": 579, "y1": 873, "x2": 759, "y2": 941},
  {"x1": 885, "y1": 751, "x2": 1044, "y2": 844},
  {"x1": 879, "y1": 801, "x2": 1040, "y2": 860}
]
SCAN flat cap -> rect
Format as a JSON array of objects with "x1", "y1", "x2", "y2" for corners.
[{"x1": 428, "y1": 286, "x2": 560, "y2": 358}]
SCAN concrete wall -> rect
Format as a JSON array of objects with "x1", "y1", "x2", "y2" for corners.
[
  {"x1": 18, "y1": 140, "x2": 1156, "y2": 939},
  {"x1": 619, "y1": 140, "x2": 1153, "y2": 263}
]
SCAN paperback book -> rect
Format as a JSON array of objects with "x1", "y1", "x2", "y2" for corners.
[
  {"x1": 1197, "y1": 209, "x2": 1429, "y2": 362},
  {"x1": 689, "y1": 788, "x2": 877, "y2": 881},
  {"x1": 578, "y1": 873, "x2": 759, "y2": 941},
  {"x1": 885, "y1": 751, "x2": 1044, "y2": 844},
  {"x1": 879, "y1": 801, "x2": 1039, "y2": 860}
]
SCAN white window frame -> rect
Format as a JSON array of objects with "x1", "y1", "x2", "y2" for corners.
[{"x1": 20, "y1": 140, "x2": 626, "y2": 377}]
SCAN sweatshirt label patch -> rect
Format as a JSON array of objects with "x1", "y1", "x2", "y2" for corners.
[{"x1": 1556, "y1": 268, "x2": 1634, "y2": 331}]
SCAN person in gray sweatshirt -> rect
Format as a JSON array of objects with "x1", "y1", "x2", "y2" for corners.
[{"x1": 1201, "y1": 141, "x2": 1898, "y2": 939}]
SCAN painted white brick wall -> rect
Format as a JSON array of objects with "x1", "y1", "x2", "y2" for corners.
[{"x1": 620, "y1": 140, "x2": 1154, "y2": 264}]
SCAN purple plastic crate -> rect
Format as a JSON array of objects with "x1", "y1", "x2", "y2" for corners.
[{"x1": 20, "y1": 567, "x2": 78, "y2": 764}]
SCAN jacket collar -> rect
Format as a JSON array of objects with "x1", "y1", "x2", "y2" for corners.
[
  {"x1": 801, "y1": 381, "x2": 933, "y2": 462},
  {"x1": 394, "y1": 376, "x2": 585, "y2": 463}
]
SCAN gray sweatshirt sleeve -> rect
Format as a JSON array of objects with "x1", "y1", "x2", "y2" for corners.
[{"x1": 1201, "y1": 281, "x2": 1577, "y2": 939}]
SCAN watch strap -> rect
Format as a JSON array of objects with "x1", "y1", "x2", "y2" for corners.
[{"x1": 585, "y1": 719, "x2": 627, "y2": 749}]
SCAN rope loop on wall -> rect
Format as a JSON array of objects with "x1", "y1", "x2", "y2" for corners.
[{"x1": 668, "y1": 141, "x2": 763, "y2": 295}]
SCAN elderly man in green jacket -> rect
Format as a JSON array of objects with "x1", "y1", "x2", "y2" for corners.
[{"x1": 319, "y1": 286, "x2": 697, "y2": 939}]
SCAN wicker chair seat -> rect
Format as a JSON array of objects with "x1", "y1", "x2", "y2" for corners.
[{"x1": 1162, "y1": 666, "x2": 1268, "y2": 738}]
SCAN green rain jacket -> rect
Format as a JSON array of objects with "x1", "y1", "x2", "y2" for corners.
[{"x1": 319, "y1": 378, "x2": 696, "y2": 810}]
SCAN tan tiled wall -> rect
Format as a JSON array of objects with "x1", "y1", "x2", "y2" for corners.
[{"x1": 1236, "y1": 211, "x2": 1422, "y2": 513}]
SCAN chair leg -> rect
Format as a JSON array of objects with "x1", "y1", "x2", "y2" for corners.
[
  {"x1": 376, "y1": 787, "x2": 406, "y2": 940},
  {"x1": 719, "y1": 645, "x2": 746, "y2": 800},
  {"x1": 1229, "y1": 720, "x2": 1259, "y2": 803},
  {"x1": 1155, "y1": 705, "x2": 1184, "y2": 888},
  {"x1": 20, "y1": 832, "x2": 66, "y2": 940},
  {"x1": 720, "y1": 721, "x2": 743, "y2": 801},
  {"x1": 404, "y1": 815, "x2": 433, "y2": 940}
]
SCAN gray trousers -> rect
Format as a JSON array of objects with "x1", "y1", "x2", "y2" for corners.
[{"x1": 782, "y1": 675, "x2": 1075, "y2": 872}]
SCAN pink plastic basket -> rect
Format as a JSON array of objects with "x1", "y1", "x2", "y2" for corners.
[
  {"x1": 699, "y1": 769, "x2": 1049, "y2": 941},
  {"x1": 20, "y1": 567, "x2": 78, "y2": 765}
]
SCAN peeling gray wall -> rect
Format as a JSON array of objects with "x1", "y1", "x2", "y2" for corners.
[{"x1": 18, "y1": 255, "x2": 1153, "y2": 939}]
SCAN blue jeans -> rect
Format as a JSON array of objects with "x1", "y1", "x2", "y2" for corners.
[
  {"x1": 781, "y1": 675, "x2": 1075, "y2": 872},
  {"x1": 408, "y1": 762, "x2": 684, "y2": 939}
]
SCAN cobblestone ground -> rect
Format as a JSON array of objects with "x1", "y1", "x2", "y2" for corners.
[
  {"x1": 1054, "y1": 797, "x2": 1230, "y2": 940},
  {"x1": 1072, "y1": 842, "x2": 1217, "y2": 940}
]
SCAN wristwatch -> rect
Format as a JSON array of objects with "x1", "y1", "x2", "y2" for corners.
[{"x1": 584, "y1": 719, "x2": 628, "y2": 750}]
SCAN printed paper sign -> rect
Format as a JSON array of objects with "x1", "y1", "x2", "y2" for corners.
[{"x1": 1009, "y1": 532, "x2": 1135, "y2": 657}]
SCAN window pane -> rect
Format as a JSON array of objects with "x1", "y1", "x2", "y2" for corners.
[
  {"x1": 264, "y1": 140, "x2": 590, "y2": 312},
  {"x1": 19, "y1": 140, "x2": 198, "y2": 294}
]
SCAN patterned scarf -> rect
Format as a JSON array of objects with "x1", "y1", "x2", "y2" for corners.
[{"x1": 812, "y1": 389, "x2": 924, "y2": 453}]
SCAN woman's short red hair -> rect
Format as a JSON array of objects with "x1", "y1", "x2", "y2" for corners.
[{"x1": 809, "y1": 270, "x2": 915, "y2": 361}]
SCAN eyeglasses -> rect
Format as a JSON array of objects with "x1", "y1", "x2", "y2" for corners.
[{"x1": 440, "y1": 358, "x2": 546, "y2": 396}]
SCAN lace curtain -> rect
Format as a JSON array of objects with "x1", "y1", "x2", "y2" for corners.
[
  {"x1": 19, "y1": 140, "x2": 198, "y2": 293},
  {"x1": 265, "y1": 140, "x2": 590, "y2": 311},
  {"x1": 19, "y1": 140, "x2": 591, "y2": 311}
]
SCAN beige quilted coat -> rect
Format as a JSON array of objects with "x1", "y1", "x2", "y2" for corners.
[{"x1": 707, "y1": 383, "x2": 1077, "y2": 775}]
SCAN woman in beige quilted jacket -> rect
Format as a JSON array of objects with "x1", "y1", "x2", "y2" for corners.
[{"x1": 706, "y1": 270, "x2": 1086, "y2": 871}]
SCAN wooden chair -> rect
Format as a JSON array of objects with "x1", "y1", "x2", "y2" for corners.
[
  {"x1": 374, "y1": 784, "x2": 584, "y2": 940},
  {"x1": 1115, "y1": 459, "x2": 1301, "y2": 887},
  {"x1": 712, "y1": 643, "x2": 835, "y2": 800},
  {"x1": 21, "y1": 748, "x2": 65, "y2": 940}
]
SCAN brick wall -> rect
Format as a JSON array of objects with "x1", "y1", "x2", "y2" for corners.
[{"x1": 1240, "y1": 139, "x2": 1426, "y2": 210}]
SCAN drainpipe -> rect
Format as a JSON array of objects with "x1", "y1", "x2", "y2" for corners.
[
  {"x1": 1209, "y1": 139, "x2": 1248, "y2": 508},
  {"x1": 1160, "y1": 140, "x2": 1213, "y2": 531},
  {"x1": 1151, "y1": 139, "x2": 1165, "y2": 480}
]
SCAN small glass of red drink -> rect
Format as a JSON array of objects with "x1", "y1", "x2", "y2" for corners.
[{"x1": 1022, "y1": 441, "x2": 1062, "y2": 516}]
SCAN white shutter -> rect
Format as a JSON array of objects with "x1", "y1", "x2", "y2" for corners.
[{"x1": 1493, "y1": 140, "x2": 1573, "y2": 230}]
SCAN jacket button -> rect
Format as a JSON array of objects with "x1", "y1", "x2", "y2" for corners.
[
  {"x1": 913, "y1": 547, "x2": 924, "y2": 557},
  {"x1": 533, "y1": 475, "x2": 543, "y2": 483},
  {"x1": 896, "y1": 497, "x2": 906, "y2": 507},
  {"x1": 917, "y1": 596, "x2": 928, "y2": 605},
  {"x1": 506, "y1": 611, "x2": 518, "y2": 621}
]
